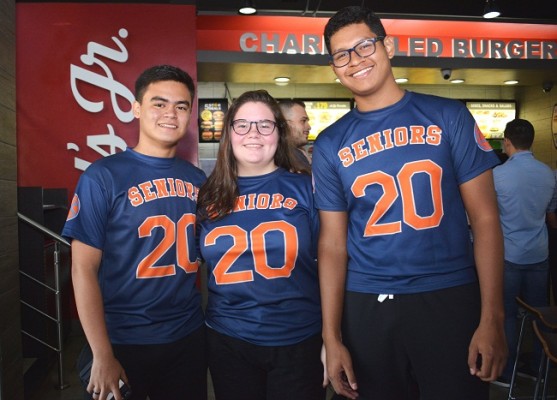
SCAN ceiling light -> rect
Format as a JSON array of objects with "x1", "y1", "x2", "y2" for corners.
[
  {"x1": 239, "y1": 0, "x2": 256, "y2": 15},
  {"x1": 274, "y1": 77, "x2": 290, "y2": 86},
  {"x1": 395, "y1": 77, "x2": 408, "y2": 84},
  {"x1": 504, "y1": 80, "x2": 519, "y2": 85},
  {"x1": 483, "y1": 0, "x2": 501, "y2": 19},
  {"x1": 450, "y1": 79, "x2": 465, "y2": 84}
]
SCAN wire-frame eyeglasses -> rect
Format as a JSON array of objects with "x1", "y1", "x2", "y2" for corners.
[
  {"x1": 329, "y1": 37, "x2": 385, "y2": 68},
  {"x1": 231, "y1": 119, "x2": 277, "y2": 136}
]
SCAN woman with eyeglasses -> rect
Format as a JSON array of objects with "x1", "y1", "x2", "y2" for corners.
[{"x1": 197, "y1": 90, "x2": 325, "y2": 400}]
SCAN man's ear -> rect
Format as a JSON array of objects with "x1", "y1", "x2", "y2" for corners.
[
  {"x1": 383, "y1": 35, "x2": 396, "y2": 59},
  {"x1": 132, "y1": 101, "x2": 141, "y2": 119}
]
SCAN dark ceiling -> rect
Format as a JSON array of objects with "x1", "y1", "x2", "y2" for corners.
[
  {"x1": 19, "y1": 0, "x2": 553, "y2": 22},
  {"x1": 196, "y1": 0, "x2": 556, "y2": 22}
]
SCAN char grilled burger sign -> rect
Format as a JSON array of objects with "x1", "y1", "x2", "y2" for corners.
[{"x1": 197, "y1": 16, "x2": 557, "y2": 61}]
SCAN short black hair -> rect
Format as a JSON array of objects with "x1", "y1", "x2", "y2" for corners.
[
  {"x1": 135, "y1": 65, "x2": 195, "y2": 103},
  {"x1": 504, "y1": 118, "x2": 535, "y2": 150},
  {"x1": 324, "y1": 6, "x2": 387, "y2": 54},
  {"x1": 278, "y1": 99, "x2": 306, "y2": 113}
]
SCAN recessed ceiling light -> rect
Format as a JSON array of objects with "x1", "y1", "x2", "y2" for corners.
[
  {"x1": 239, "y1": 0, "x2": 256, "y2": 15},
  {"x1": 450, "y1": 79, "x2": 465, "y2": 84},
  {"x1": 395, "y1": 77, "x2": 408, "y2": 84},
  {"x1": 504, "y1": 80, "x2": 519, "y2": 85},
  {"x1": 482, "y1": 0, "x2": 501, "y2": 18},
  {"x1": 274, "y1": 77, "x2": 290, "y2": 86}
]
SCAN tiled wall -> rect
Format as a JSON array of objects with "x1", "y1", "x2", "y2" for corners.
[
  {"x1": 198, "y1": 81, "x2": 557, "y2": 168},
  {"x1": 0, "y1": 0, "x2": 24, "y2": 398}
]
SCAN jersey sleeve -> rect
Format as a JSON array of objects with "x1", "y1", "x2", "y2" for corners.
[
  {"x1": 312, "y1": 132, "x2": 348, "y2": 211},
  {"x1": 448, "y1": 104, "x2": 500, "y2": 184},
  {"x1": 62, "y1": 171, "x2": 110, "y2": 250}
]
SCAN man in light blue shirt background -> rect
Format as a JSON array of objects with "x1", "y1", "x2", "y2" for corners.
[
  {"x1": 492, "y1": 118, "x2": 556, "y2": 387},
  {"x1": 547, "y1": 169, "x2": 557, "y2": 305}
]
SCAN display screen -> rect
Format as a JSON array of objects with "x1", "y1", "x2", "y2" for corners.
[
  {"x1": 465, "y1": 101, "x2": 517, "y2": 139},
  {"x1": 304, "y1": 100, "x2": 353, "y2": 141},
  {"x1": 198, "y1": 99, "x2": 228, "y2": 143}
]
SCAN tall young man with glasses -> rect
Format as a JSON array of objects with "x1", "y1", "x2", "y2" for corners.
[
  {"x1": 312, "y1": 6, "x2": 507, "y2": 399},
  {"x1": 197, "y1": 90, "x2": 324, "y2": 399}
]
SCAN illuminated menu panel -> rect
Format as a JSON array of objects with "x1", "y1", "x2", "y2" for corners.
[
  {"x1": 199, "y1": 99, "x2": 228, "y2": 143},
  {"x1": 466, "y1": 101, "x2": 516, "y2": 139},
  {"x1": 304, "y1": 100, "x2": 352, "y2": 141}
]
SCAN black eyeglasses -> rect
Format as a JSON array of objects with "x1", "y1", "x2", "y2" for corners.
[
  {"x1": 231, "y1": 119, "x2": 277, "y2": 136},
  {"x1": 329, "y1": 37, "x2": 385, "y2": 68}
]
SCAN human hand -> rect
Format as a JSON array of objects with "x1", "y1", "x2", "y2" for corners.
[
  {"x1": 88, "y1": 355, "x2": 128, "y2": 400},
  {"x1": 468, "y1": 320, "x2": 507, "y2": 381},
  {"x1": 325, "y1": 341, "x2": 358, "y2": 399}
]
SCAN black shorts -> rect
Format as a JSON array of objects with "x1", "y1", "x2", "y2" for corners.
[{"x1": 338, "y1": 283, "x2": 489, "y2": 400}]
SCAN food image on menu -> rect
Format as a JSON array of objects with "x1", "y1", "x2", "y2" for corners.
[
  {"x1": 212, "y1": 110, "x2": 224, "y2": 140},
  {"x1": 201, "y1": 109, "x2": 213, "y2": 122},
  {"x1": 201, "y1": 130, "x2": 213, "y2": 141}
]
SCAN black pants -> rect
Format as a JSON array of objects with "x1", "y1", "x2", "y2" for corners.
[
  {"x1": 207, "y1": 328, "x2": 325, "y2": 400},
  {"x1": 338, "y1": 284, "x2": 489, "y2": 400},
  {"x1": 77, "y1": 325, "x2": 207, "y2": 400}
]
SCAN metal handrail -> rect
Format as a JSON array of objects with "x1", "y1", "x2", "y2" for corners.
[
  {"x1": 17, "y1": 212, "x2": 70, "y2": 247},
  {"x1": 17, "y1": 212, "x2": 70, "y2": 390}
]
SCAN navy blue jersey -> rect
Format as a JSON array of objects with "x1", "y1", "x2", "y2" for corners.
[
  {"x1": 62, "y1": 148, "x2": 206, "y2": 344},
  {"x1": 198, "y1": 168, "x2": 321, "y2": 346},
  {"x1": 312, "y1": 91, "x2": 499, "y2": 294}
]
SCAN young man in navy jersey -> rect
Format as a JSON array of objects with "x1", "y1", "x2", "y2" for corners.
[
  {"x1": 62, "y1": 65, "x2": 207, "y2": 400},
  {"x1": 312, "y1": 6, "x2": 507, "y2": 400}
]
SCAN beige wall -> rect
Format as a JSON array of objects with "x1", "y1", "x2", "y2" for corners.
[
  {"x1": 516, "y1": 86, "x2": 557, "y2": 169},
  {"x1": 0, "y1": 0, "x2": 24, "y2": 398},
  {"x1": 199, "y1": 81, "x2": 557, "y2": 169}
]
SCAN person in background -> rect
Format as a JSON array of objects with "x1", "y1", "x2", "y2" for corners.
[
  {"x1": 197, "y1": 90, "x2": 323, "y2": 400},
  {"x1": 62, "y1": 65, "x2": 207, "y2": 400},
  {"x1": 279, "y1": 99, "x2": 312, "y2": 168},
  {"x1": 493, "y1": 118, "x2": 556, "y2": 387},
  {"x1": 547, "y1": 165, "x2": 557, "y2": 304},
  {"x1": 312, "y1": 6, "x2": 507, "y2": 400}
]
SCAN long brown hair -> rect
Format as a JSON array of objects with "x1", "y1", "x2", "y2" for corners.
[{"x1": 197, "y1": 90, "x2": 310, "y2": 221}]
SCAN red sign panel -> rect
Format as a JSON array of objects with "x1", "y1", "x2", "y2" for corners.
[
  {"x1": 17, "y1": 3, "x2": 198, "y2": 197},
  {"x1": 197, "y1": 15, "x2": 557, "y2": 60}
]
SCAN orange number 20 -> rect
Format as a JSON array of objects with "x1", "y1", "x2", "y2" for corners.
[
  {"x1": 137, "y1": 214, "x2": 198, "y2": 279},
  {"x1": 204, "y1": 220, "x2": 298, "y2": 285},
  {"x1": 351, "y1": 160, "x2": 443, "y2": 237}
]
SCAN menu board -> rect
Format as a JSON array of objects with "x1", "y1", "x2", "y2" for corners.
[
  {"x1": 304, "y1": 100, "x2": 352, "y2": 141},
  {"x1": 466, "y1": 101, "x2": 516, "y2": 139},
  {"x1": 199, "y1": 99, "x2": 228, "y2": 143}
]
